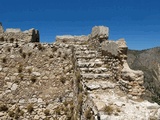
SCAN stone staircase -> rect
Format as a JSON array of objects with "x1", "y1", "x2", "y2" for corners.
[
  {"x1": 60, "y1": 39, "x2": 133, "y2": 119},
  {"x1": 71, "y1": 42, "x2": 121, "y2": 119},
  {"x1": 56, "y1": 26, "x2": 160, "y2": 120}
]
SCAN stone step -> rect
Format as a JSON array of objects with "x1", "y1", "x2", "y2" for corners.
[
  {"x1": 74, "y1": 45, "x2": 88, "y2": 48},
  {"x1": 68, "y1": 44, "x2": 89, "y2": 46},
  {"x1": 66, "y1": 41, "x2": 87, "y2": 44},
  {"x1": 85, "y1": 80, "x2": 116, "y2": 90},
  {"x1": 75, "y1": 53, "x2": 96, "y2": 56},
  {"x1": 81, "y1": 73, "x2": 110, "y2": 79},
  {"x1": 75, "y1": 46, "x2": 94, "y2": 51},
  {"x1": 75, "y1": 50, "x2": 97, "y2": 55},
  {"x1": 77, "y1": 58, "x2": 105, "y2": 63},
  {"x1": 77, "y1": 61, "x2": 104, "y2": 68},
  {"x1": 78, "y1": 58, "x2": 104, "y2": 62},
  {"x1": 80, "y1": 67, "x2": 108, "y2": 73},
  {"x1": 76, "y1": 54, "x2": 97, "y2": 59}
]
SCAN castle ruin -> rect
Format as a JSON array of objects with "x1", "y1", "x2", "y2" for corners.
[{"x1": 0, "y1": 23, "x2": 159, "y2": 120}]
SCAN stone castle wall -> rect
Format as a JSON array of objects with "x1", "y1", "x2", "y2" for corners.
[
  {"x1": 56, "y1": 26, "x2": 159, "y2": 120},
  {"x1": 0, "y1": 24, "x2": 159, "y2": 120},
  {"x1": 0, "y1": 23, "x2": 39, "y2": 43}
]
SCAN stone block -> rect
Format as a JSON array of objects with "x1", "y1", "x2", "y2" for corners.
[{"x1": 91, "y1": 26, "x2": 109, "y2": 39}]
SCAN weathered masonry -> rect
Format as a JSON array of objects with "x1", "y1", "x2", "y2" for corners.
[
  {"x1": 0, "y1": 22, "x2": 39, "y2": 43},
  {"x1": 56, "y1": 26, "x2": 159, "y2": 120}
]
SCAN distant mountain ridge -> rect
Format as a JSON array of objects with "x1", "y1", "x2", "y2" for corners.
[{"x1": 127, "y1": 47, "x2": 160, "y2": 103}]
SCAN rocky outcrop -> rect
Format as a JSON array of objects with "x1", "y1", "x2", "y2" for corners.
[{"x1": 0, "y1": 23, "x2": 39, "y2": 43}]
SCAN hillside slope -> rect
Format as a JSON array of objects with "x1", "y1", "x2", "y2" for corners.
[{"x1": 127, "y1": 47, "x2": 160, "y2": 103}]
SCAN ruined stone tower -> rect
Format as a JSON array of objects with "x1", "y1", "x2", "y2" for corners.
[
  {"x1": 0, "y1": 22, "x2": 4, "y2": 33},
  {"x1": 0, "y1": 22, "x2": 39, "y2": 43}
]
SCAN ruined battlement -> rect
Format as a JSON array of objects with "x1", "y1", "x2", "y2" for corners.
[{"x1": 0, "y1": 23, "x2": 39, "y2": 43}]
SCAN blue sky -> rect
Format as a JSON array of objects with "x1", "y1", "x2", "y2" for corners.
[{"x1": 0, "y1": 0, "x2": 160, "y2": 50}]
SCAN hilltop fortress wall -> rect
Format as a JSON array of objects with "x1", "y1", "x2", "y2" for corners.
[
  {"x1": 0, "y1": 23, "x2": 39, "y2": 43},
  {"x1": 56, "y1": 26, "x2": 152, "y2": 120},
  {"x1": 0, "y1": 22, "x2": 159, "y2": 120}
]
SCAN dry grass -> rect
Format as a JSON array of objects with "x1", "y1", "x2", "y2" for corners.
[
  {"x1": 84, "y1": 108, "x2": 92, "y2": 119},
  {"x1": 31, "y1": 76, "x2": 37, "y2": 83},
  {"x1": 0, "y1": 104, "x2": 8, "y2": 111},
  {"x1": 27, "y1": 104, "x2": 34, "y2": 113},
  {"x1": 44, "y1": 109, "x2": 50, "y2": 116},
  {"x1": 104, "y1": 105, "x2": 114, "y2": 115},
  {"x1": 60, "y1": 76, "x2": 66, "y2": 84},
  {"x1": 18, "y1": 64, "x2": 23, "y2": 73}
]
